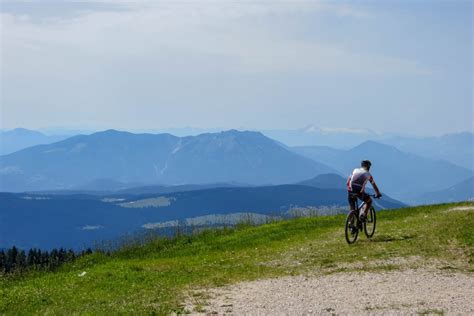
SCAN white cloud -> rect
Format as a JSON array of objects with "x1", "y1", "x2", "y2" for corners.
[{"x1": 1, "y1": 1, "x2": 427, "y2": 78}]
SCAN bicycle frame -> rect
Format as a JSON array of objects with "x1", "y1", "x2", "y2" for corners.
[
  {"x1": 345, "y1": 194, "x2": 378, "y2": 244},
  {"x1": 352, "y1": 193, "x2": 376, "y2": 213}
]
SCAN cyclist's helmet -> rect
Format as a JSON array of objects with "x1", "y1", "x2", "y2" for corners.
[{"x1": 361, "y1": 160, "x2": 372, "y2": 170}]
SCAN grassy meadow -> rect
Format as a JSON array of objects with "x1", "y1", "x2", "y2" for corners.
[{"x1": 0, "y1": 202, "x2": 472, "y2": 315}]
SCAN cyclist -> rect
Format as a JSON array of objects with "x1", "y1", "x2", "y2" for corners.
[{"x1": 347, "y1": 160, "x2": 382, "y2": 222}]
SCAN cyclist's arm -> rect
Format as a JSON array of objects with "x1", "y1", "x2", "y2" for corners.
[{"x1": 369, "y1": 177, "x2": 382, "y2": 197}]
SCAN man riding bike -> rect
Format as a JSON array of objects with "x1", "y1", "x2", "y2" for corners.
[{"x1": 347, "y1": 160, "x2": 382, "y2": 222}]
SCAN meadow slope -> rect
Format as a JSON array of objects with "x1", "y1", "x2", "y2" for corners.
[{"x1": 0, "y1": 202, "x2": 472, "y2": 315}]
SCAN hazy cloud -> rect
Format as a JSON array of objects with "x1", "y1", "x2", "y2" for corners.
[{"x1": 2, "y1": 1, "x2": 423, "y2": 77}]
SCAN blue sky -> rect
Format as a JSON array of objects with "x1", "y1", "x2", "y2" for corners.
[{"x1": 1, "y1": 0, "x2": 472, "y2": 135}]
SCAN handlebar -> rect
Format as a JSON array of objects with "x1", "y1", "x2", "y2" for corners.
[{"x1": 349, "y1": 192, "x2": 382, "y2": 199}]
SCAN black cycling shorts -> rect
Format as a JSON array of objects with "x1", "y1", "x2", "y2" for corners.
[{"x1": 348, "y1": 191, "x2": 371, "y2": 210}]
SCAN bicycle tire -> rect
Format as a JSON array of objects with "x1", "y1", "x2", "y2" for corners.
[
  {"x1": 364, "y1": 206, "x2": 376, "y2": 238},
  {"x1": 345, "y1": 211, "x2": 358, "y2": 244}
]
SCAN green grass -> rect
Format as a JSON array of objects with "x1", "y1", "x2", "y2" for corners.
[{"x1": 0, "y1": 202, "x2": 472, "y2": 315}]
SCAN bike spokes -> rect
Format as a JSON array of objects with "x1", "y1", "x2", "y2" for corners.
[
  {"x1": 364, "y1": 206, "x2": 376, "y2": 238},
  {"x1": 345, "y1": 212, "x2": 359, "y2": 244}
]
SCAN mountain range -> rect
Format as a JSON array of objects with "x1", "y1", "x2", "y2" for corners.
[
  {"x1": 380, "y1": 132, "x2": 473, "y2": 170},
  {"x1": 1, "y1": 128, "x2": 472, "y2": 203},
  {"x1": 6, "y1": 127, "x2": 471, "y2": 170},
  {"x1": 293, "y1": 141, "x2": 473, "y2": 201},
  {"x1": 0, "y1": 129, "x2": 335, "y2": 192},
  {"x1": 263, "y1": 127, "x2": 473, "y2": 172}
]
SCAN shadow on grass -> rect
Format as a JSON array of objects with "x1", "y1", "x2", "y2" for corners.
[{"x1": 370, "y1": 234, "x2": 416, "y2": 243}]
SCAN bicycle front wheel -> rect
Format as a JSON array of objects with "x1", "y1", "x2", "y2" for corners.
[
  {"x1": 345, "y1": 211, "x2": 358, "y2": 244},
  {"x1": 364, "y1": 206, "x2": 376, "y2": 238}
]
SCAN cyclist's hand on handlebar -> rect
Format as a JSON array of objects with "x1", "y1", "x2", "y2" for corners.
[{"x1": 375, "y1": 193, "x2": 382, "y2": 199}]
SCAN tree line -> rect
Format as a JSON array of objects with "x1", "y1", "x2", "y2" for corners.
[{"x1": 0, "y1": 246, "x2": 94, "y2": 274}]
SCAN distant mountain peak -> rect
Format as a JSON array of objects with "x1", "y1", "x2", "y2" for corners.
[
  {"x1": 297, "y1": 173, "x2": 345, "y2": 189},
  {"x1": 12, "y1": 128, "x2": 35, "y2": 132},
  {"x1": 301, "y1": 125, "x2": 375, "y2": 135},
  {"x1": 2, "y1": 128, "x2": 45, "y2": 137},
  {"x1": 302, "y1": 125, "x2": 322, "y2": 133},
  {"x1": 351, "y1": 140, "x2": 402, "y2": 153},
  {"x1": 93, "y1": 129, "x2": 129, "y2": 136}
]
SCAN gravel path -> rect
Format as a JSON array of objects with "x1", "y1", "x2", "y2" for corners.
[{"x1": 187, "y1": 269, "x2": 474, "y2": 315}]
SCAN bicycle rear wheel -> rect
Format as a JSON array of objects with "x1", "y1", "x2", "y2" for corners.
[
  {"x1": 345, "y1": 211, "x2": 358, "y2": 244},
  {"x1": 364, "y1": 206, "x2": 376, "y2": 238}
]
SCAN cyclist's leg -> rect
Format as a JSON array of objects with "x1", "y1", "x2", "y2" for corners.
[
  {"x1": 360, "y1": 192, "x2": 372, "y2": 217},
  {"x1": 348, "y1": 192, "x2": 357, "y2": 212},
  {"x1": 348, "y1": 192, "x2": 358, "y2": 232}
]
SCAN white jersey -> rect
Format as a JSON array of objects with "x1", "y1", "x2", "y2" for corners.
[{"x1": 347, "y1": 167, "x2": 374, "y2": 193}]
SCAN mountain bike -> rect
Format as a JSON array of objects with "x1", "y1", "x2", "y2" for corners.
[{"x1": 345, "y1": 194, "x2": 378, "y2": 244}]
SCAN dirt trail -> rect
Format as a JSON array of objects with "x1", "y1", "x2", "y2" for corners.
[
  {"x1": 446, "y1": 205, "x2": 474, "y2": 212},
  {"x1": 186, "y1": 269, "x2": 474, "y2": 315}
]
